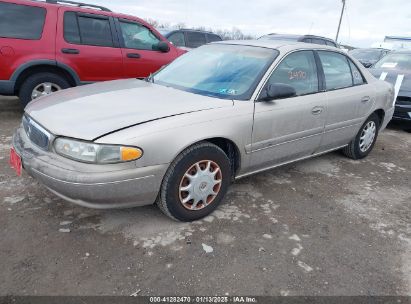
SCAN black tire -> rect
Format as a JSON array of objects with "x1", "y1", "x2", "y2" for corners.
[
  {"x1": 18, "y1": 72, "x2": 71, "y2": 107},
  {"x1": 158, "y1": 142, "x2": 231, "y2": 222},
  {"x1": 342, "y1": 113, "x2": 380, "y2": 160}
]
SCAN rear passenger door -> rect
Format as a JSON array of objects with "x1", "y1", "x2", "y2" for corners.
[
  {"x1": 56, "y1": 8, "x2": 123, "y2": 82},
  {"x1": 316, "y1": 50, "x2": 372, "y2": 151}
]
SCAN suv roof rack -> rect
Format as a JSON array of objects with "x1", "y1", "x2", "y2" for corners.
[{"x1": 39, "y1": 0, "x2": 111, "y2": 12}]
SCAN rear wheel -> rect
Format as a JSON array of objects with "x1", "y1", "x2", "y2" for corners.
[
  {"x1": 18, "y1": 72, "x2": 71, "y2": 107},
  {"x1": 158, "y1": 142, "x2": 231, "y2": 222},
  {"x1": 342, "y1": 113, "x2": 380, "y2": 159}
]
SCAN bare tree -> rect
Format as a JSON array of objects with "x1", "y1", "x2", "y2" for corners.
[
  {"x1": 176, "y1": 22, "x2": 186, "y2": 29},
  {"x1": 144, "y1": 18, "x2": 159, "y2": 27},
  {"x1": 144, "y1": 18, "x2": 256, "y2": 40}
]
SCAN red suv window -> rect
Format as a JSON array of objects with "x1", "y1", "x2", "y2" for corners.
[
  {"x1": 118, "y1": 20, "x2": 160, "y2": 50},
  {"x1": 64, "y1": 12, "x2": 114, "y2": 47},
  {"x1": 0, "y1": 2, "x2": 46, "y2": 40}
]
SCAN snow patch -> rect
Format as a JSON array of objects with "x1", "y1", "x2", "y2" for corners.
[
  {"x1": 202, "y1": 243, "x2": 213, "y2": 253},
  {"x1": 297, "y1": 261, "x2": 313, "y2": 272}
]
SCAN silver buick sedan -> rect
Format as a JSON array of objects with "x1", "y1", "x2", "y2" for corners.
[{"x1": 11, "y1": 41, "x2": 394, "y2": 221}]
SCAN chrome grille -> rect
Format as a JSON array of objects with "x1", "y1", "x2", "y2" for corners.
[{"x1": 22, "y1": 115, "x2": 51, "y2": 150}]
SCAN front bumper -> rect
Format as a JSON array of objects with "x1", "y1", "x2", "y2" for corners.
[
  {"x1": 0, "y1": 80, "x2": 15, "y2": 95},
  {"x1": 12, "y1": 127, "x2": 168, "y2": 209},
  {"x1": 392, "y1": 104, "x2": 411, "y2": 124}
]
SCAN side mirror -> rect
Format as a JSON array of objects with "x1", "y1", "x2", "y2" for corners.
[
  {"x1": 157, "y1": 41, "x2": 170, "y2": 53},
  {"x1": 259, "y1": 83, "x2": 297, "y2": 101}
]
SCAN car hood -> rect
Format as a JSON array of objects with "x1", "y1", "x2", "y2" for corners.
[
  {"x1": 369, "y1": 68, "x2": 411, "y2": 97},
  {"x1": 25, "y1": 79, "x2": 233, "y2": 141}
]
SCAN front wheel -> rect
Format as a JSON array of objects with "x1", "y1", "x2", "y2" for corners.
[
  {"x1": 158, "y1": 142, "x2": 231, "y2": 222},
  {"x1": 342, "y1": 113, "x2": 380, "y2": 160}
]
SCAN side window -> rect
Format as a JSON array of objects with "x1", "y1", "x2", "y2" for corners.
[
  {"x1": 326, "y1": 41, "x2": 337, "y2": 47},
  {"x1": 119, "y1": 21, "x2": 160, "y2": 50},
  {"x1": 168, "y1": 32, "x2": 185, "y2": 47},
  {"x1": 318, "y1": 51, "x2": 353, "y2": 90},
  {"x1": 186, "y1": 32, "x2": 207, "y2": 48},
  {"x1": 349, "y1": 60, "x2": 365, "y2": 85},
  {"x1": 64, "y1": 12, "x2": 81, "y2": 44},
  {"x1": 267, "y1": 51, "x2": 319, "y2": 96},
  {"x1": 207, "y1": 34, "x2": 222, "y2": 43},
  {"x1": 303, "y1": 38, "x2": 312, "y2": 43},
  {"x1": 0, "y1": 2, "x2": 46, "y2": 40},
  {"x1": 311, "y1": 38, "x2": 326, "y2": 45},
  {"x1": 64, "y1": 12, "x2": 114, "y2": 47}
]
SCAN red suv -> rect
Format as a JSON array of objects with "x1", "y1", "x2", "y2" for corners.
[{"x1": 0, "y1": 0, "x2": 185, "y2": 106}]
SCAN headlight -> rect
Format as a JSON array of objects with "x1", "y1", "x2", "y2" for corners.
[{"x1": 54, "y1": 137, "x2": 143, "y2": 164}]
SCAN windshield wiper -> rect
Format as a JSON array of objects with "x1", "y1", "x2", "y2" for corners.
[{"x1": 145, "y1": 73, "x2": 154, "y2": 83}]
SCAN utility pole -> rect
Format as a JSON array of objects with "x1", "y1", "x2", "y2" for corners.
[{"x1": 335, "y1": 0, "x2": 346, "y2": 42}]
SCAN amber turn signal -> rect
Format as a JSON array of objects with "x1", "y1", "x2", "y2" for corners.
[{"x1": 121, "y1": 147, "x2": 143, "y2": 161}]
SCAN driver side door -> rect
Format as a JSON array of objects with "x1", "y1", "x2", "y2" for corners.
[
  {"x1": 250, "y1": 50, "x2": 327, "y2": 171},
  {"x1": 115, "y1": 18, "x2": 178, "y2": 78}
]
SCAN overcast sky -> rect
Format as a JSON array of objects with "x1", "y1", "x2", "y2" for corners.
[{"x1": 90, "y1": 0, "x2": 411, "y2": 47}]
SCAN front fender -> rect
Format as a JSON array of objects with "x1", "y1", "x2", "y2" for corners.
[{"x1": 95, "y1": 102, "x2": 254, "y2": 175}]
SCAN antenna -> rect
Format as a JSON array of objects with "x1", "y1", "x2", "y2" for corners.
[{"x1": 335, "y1": 0, "x2": 346, "y2": 42}]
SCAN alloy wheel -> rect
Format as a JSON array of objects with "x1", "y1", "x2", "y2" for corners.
[{"x1": 31, "y1": 82, "x2": 62, "y2": 100}]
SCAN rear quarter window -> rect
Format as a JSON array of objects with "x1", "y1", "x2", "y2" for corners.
[
  {"x1": 206, "y1": 34, "x2": 222, "y2": 43},
  {"x1": 326, "y1": 41, "x2": 337, "y2": 47},
  {"x1": 348, "y1": 60, "x2": 366, "y2": 85},
  {"x1": 0, "y1": 2, "x2": 46, "y2": 40},
  {"x1": 311, "y1": 38, "x2": 326, "y2": 45}
]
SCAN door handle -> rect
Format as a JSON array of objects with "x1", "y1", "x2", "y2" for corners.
[
  {"x1": 361, "y1": 96, "x2": 371, "y2": 103},
  {"x1": 311, "y1": 107, "x2": 323, "y2": 115},
  {"x1": 127, "y1": 53, "x2": 141, "y2": 59},
  {"x1": 61, "y1": 48, "x2": 80, "y2": 54}
]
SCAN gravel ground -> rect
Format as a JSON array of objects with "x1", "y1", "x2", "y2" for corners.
[{"x1": 0, "y1": 96, "x2": 410, "y2": 296}]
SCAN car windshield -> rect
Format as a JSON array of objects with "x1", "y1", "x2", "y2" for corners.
[
  {"x1": 373, "y1": 53, "x2": 411, "y2": 70},
  {"x1": 350, "y1": 49, "x2": 382, "y2": 61},
  {"x1": 152, "y1": 44, "x2": 278, "y2": 100}
]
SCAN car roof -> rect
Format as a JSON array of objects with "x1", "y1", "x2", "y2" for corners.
[
  {"x1": 26, "y1": 0, "x2": 111, "y2": 12},
  {"x1": 261, "y1": 33, "x2": 335, "y2": 42},
  {"x1": 390, "y1": 49, "x2": 411, "y2": 54},
  {"x1": 215, "y1": 40, "x2": 340, "y2": 52},
  {"x1": 159, "y1": 28, "x2": 220, "y2": 35},
  {"x1": 263, "y1": 34, "x2": 301, "y2": 38},
  {"x1": 23, "y1": 0, "x2": 151, "y2": 24},
  {"x1": 351, "y1": 48, "x2": 389, "y2": 51}
]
